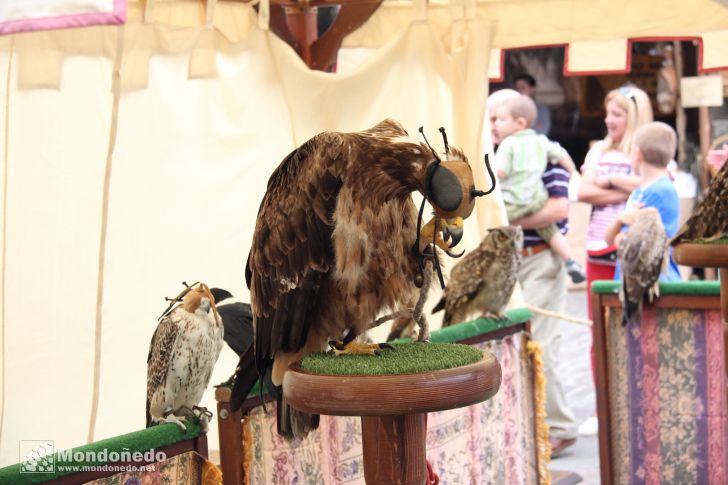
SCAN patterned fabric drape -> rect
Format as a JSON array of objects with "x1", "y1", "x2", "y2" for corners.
[
  {"x1": 242, "y1": 332, "x2": 542, "y2": 485},
  {"x1": 606, "y1": 306, "x2": 728, "y2": 484},
  {"x1": 85, "y1": 450, "x2": 222, "y2": 485}
]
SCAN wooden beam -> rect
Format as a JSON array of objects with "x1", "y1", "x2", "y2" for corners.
[
  {"x1": 310, "y1": 1, "x2": 383, "y2": 71},
  {"x1": 592, "y1": 291, "x2": 614, "y2": 485},
  {"x1": 260, "y1": 0, "x2": 382, "y2": 71}
]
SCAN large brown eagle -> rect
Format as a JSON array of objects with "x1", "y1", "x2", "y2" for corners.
[{"x1": 231, "y1": 119, "x2": 491, "y2": 438}]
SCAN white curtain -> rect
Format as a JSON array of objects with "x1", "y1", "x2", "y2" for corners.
[{"x1": 0, "y1": 0, "x2": 499, "y2": 464}]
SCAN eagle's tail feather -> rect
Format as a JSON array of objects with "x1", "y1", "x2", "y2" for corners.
[
  {"x1": 622, "y1": 296, "x2": 642, "y2": 327},
  {"x1": 278, "y1": 394, "x2": 320, "y2": 440},
  {"x1": 230, "y1": 347, "x2": 258, "y2": 412}
]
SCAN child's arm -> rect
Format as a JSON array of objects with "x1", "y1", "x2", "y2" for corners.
[
  {"x1": 605, "y1": 172, "x2": 641, "y2": 192},
  {"x1": 556, "y1": 153, "x2": 577, "y2": 174},
  {"x1": 510, "y1": 197, "x2": 568, "y2": 229},
  {"x1": 494, "y1": 138, "x2": 512, "y2": 181},
  {"x1": 579, "y1": 168, "x2": 633, "y2": 205}
]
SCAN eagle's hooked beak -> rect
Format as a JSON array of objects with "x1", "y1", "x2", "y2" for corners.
[
  {"x1": 419, "y1": 216, "x2": 465, "y2": 257},
  {"x1": 442, "y1": 217, "x2": 464, "y2": 248}
]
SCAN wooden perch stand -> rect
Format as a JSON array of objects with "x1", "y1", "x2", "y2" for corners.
[
  {"x1": 283, "y1": 351, "x2": 502, "y2": 485},
  {"x1": 673, "y1": 243, "x2": 728, "y2": 322}
]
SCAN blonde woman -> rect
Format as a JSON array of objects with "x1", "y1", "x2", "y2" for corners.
[
  {"x1": 579, "y1": 85, "x2": 653, "y2": 285},
  {"x1": 577, "y1": 84, "x2": 653, "y2": 436}
]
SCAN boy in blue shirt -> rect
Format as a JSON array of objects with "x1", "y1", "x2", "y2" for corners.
[{"x1": 605, "y1": 121, "x2": 681, "y2": 281}]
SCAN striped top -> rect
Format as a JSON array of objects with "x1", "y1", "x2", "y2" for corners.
[
  {"x1": 522, "y1": 163, "x2": 569, "y2": 248},
  {"x1": 582, "y1": 141, "x2": 632, "y2": 244}
]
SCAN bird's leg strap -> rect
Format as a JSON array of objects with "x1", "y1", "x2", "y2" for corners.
[
  {"x1": 367, "y1": 309, "x2": 415, "y2": 330},
  {"x1": 414, "y1": 259, "x2": 432, "y2": 342},
  {"x1": 192, "y1": 405, "x2": 213, "y2": 419}
]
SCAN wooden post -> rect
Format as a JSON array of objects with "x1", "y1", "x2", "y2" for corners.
[
  {"x1": 592, "y1": 291, "x2": 613, "y2": 485},
  {"x1": 283, "y1": 355, "x2": 501, "y2": 485},
  {"x1": 283, "y1": 5, "x2": 318, "y2": 66},
  {"x1": 216, "y1": 387, "x2": 244, "y2": 485},
  {"x1": 194, "y1": 433, "x2": 209, "y2": 458},
  {"x1": 361, "y1": 413, "x2": 427, "y2": 485}
]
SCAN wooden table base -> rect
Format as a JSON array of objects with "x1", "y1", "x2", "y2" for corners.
[
  {"x1": 283, "y1": 352, "x2": 501, "y2": 485},
  {"x1": 361, "y1": 413, "x2": 426, "y2": 485}
]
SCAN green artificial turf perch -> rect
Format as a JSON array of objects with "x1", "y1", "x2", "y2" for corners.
[
  {"x1": 0, "y1": 422, "x2": 203, "y2": 485},
  {"x1": 301, "y1": 342, "x2": 483, "y2": 376}
]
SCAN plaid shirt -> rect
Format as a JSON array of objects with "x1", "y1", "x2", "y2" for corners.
[{"x1": 522, "y1": 163, "x2": 569, "y2": 248}]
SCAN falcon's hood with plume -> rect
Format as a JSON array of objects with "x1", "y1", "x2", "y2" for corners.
[{"x1": 232, "y1": 119, "x2": 491, "y2": 438}]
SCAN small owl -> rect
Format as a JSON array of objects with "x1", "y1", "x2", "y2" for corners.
[
  {"x1": 619, "y1": 208, "x2": 668, "y2": 326},
  {"x1": 671, "y1": 159, "x2": 728, "y2": 244},
  {"x1": 433, "y1": 226, "x2": 523, "y2": 326}
]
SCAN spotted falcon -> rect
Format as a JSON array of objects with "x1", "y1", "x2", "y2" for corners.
[{"x1": 146, "y1": 283, "x2": 224, "y2": 431}]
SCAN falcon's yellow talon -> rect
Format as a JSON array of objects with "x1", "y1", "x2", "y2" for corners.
[{"x1": 328, "y1": 340, "x2": 394, "y2": 356}]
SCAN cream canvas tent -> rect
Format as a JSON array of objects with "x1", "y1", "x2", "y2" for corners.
[{"x1": 1, "y1": 0, "x2": 728, "y2": 467}]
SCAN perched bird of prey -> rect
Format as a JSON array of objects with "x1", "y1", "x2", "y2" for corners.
[
  {"x1": 671, "y1": 159, "x2": 728, "y2": 244},
  {"x1": 232, "y1": 119, "x2": 494, "y2": 438},
  {"x1": 432, "y1": 226, "x2": 523, "y2": 326},
  {"x1": 209, "y1": 288, "x2": 253, "y2": 357},
  {"x1": 619, "y1": 208, "x2": 668, "y2": 326},
  {"x1": 146, "y1": 283, "x2": 224, "y2": 431}
]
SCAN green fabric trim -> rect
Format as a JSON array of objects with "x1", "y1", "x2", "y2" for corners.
[
  {"x1": 591, "y1": 280, "x2": 721, "y2": 296},
  {"x1": 394, "y1": 307, "x2": 532, "y2": 344},
  {"x1": 0, "y1": 422, "x2": 202, "y2": 485},
  {"x1": 301, "y1": 342, "x2": 483, "y2": 376}
]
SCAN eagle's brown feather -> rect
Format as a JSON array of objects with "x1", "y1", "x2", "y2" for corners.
[
  {"x1": 672, "y1": 159, "x2": 728, "y2": 244},
  {"x1": 233, "y1": 119, "x2": 469, "y2": 438},
  {"x1": 619, "y1": 208, "x2": 668, "y2": 325}
]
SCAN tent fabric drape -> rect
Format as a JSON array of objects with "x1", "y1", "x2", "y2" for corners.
[
  {"x1": 0, "y1": 0, "x2": 126, "y2": 36},
  {"x1": 344, "y1": 0, "x2": 728, "y2": 77},
  {"x1": 0, "y1": 1, "x2": 499, "y2": 465}
]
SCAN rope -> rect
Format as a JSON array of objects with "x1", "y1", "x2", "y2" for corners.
[
  {"x1": 414, "y1": 258, "x2": 433, "y2": 341},
  {"x1": 88, "y1": 23, "x2": 124, "y2": 443},
  {"x1": 525, "y1": 304, "x2": 593, "y2": 327},
  {"x1": 368, "y1": 258, "x2": 433, "y2": 341},
  {"x1": 0, "y1": 34, "x2": 14, "y2": 446}
]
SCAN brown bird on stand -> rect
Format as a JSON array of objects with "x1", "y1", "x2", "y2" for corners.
[
  {"x1": 433, "y1": 226, "x2": 523, "y2": 326},
  {"x1": 232, "y1": 119, "x2": 495, "y2": 438},
  {"x1": 619, "y1": 208, "x2": 668, "y2": 326}
]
